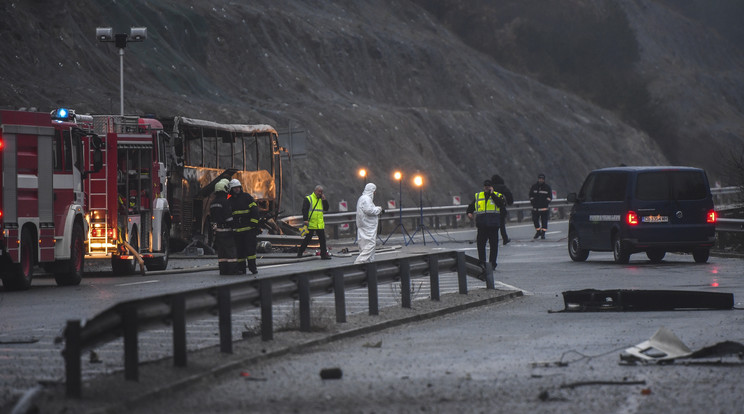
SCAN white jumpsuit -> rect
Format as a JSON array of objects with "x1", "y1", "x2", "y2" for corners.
[{"x1": 354, "y1": 183, "x2": 383, "y2": 264}]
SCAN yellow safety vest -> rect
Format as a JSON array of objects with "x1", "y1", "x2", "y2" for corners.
[
  {"x1": 474, "y1": 191, "x2": 502, "y2": 214},
  {"x1": 306, "y1": 193, "x2": 325, "y2": 230}
]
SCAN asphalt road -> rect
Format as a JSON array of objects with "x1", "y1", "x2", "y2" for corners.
[
  {"x1": 4, "y1": 221, "x2": 744, "y2": 413},
  {"x1": 130, "y1": 223, "x2": 744, "y2": 414}
]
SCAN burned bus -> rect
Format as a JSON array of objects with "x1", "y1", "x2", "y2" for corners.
[{"x1": 166, "y1": 117, "x2": 284, "y2": 250}]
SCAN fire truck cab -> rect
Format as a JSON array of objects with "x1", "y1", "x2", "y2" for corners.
[
  {"x1": 0, "y1": 109, "x2": 102, "y2": 290},
  {"x1": 86, "y1": 114, "x2": 171, "y2": 275}
]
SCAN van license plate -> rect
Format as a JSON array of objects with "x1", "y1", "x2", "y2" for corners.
[{"x1": 642, "y1": 215, "x2": 668, "y2": 223}]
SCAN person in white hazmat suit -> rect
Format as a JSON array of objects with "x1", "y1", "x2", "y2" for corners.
[{"x1": 354, "y1": 183, "x2": 384, "y2": 264}]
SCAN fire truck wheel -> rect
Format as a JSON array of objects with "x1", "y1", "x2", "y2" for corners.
[
  {"x1": 55, "y1": 222, "x2": 84, "y2": 286},
  {"x1": 112, "y1": 229, "x2": 139, "y2": 276},
  {"x1": 145, "y1": 223, "x2": 170, "y2": 271},
  {"x1": 3, "y1": 228, "x2": 35, "y2": 291}
]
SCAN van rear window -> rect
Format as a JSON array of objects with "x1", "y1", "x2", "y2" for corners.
[{"x1": 636, "y1": 171, "x2": 708, "y2": 201}]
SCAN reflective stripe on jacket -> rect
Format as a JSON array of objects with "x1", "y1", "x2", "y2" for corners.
[
  {"x1": 307, "y1": 193, "x2": 325, "y2": 230},
  {"x1": 474, "y1": 191, "x2": 502, "y2": 214}
]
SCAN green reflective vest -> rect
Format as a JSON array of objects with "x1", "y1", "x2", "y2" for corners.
[
  {"x1": 307, "y1": 193, "x2": 325, "y2": 230},
  {"x1": 474, "y1": 191, "x2": 502, "y2": 214}
]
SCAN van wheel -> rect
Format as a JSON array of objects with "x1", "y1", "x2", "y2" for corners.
[
  {"x1": 692, "y1": 248, "x2": 710, "y2": 263},
  {"x1": 2, "y1": 228, "x2": 35, "y2": 291},
  {"x1": 568, "y1": 230, "x2": 589, "y2": 262},
  {"x1": 646, "y1": 249, "x2": 665, "y2": 263},
  {"x1": 613, "y1": 236, "x2": 630, "y2": 264},
  {"x1": 55, "y1": 222, "x2": 84, "y2": 286}
]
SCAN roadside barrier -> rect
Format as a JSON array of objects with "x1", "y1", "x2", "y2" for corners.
[
  {"x1": 282, "y1": 187, "x2": 740, "y2": 239},
  {"x1": 61, "y1": 250, "x2": 495, "y2": 398}
]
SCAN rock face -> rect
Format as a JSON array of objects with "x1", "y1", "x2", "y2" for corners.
[{"x1": 0, "y1": 0, "x2": 741, "y2": 211}]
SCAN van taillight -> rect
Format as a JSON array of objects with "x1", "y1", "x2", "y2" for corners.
[
  {"x1": 626, "y1": 211, "x2": 639, "y2": 225},
  {"x1": 707, "y1": 210, "x2": 717, "y2": 223}
]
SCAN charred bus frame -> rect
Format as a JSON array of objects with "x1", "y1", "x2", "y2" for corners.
[{"x1": 167, "y1": 117, "x2": 283, "y2": 250}]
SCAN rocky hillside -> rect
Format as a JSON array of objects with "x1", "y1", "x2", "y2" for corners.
[{"x1": 1, "y1": 0, "x2": 742, "y2": 211}]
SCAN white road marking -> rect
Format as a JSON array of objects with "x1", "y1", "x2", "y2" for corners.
[{"x1": 116, "y1": 280, "x2": 160, "y2": 287}]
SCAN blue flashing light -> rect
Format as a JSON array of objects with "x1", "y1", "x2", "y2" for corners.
[{"x1": 51, "y1": 108, "x2": 74, "y2": 122}]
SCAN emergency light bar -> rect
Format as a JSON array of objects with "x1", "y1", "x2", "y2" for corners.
[{"x1": 51, "y1": 108, "x2": 75, "y2": 122}]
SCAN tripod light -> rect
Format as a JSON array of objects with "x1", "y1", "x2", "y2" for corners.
[
  {"x1": 383, "y1": 170, "x2": 413, "y2": 245},
  {"x1": 408, "y1": 174, "x2": 438, "y2": 246}
]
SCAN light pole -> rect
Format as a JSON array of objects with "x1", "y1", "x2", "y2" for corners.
[
  {"x1": 96, "y1": 27, "x2": 147, "y2": 116},
  {"x1": 408, "y1": 174, "x2": 438, "y2": 246},
  {"x1": 383, "y1": 170, "x2": 413, "y2": 245}
]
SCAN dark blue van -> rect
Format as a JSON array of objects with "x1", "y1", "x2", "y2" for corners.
[{"x1": 567, "y1": 166, "x2": 717, "y2": 264}]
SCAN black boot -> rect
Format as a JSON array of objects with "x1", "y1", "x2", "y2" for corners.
[
  {"x1": 533, "y1": 230, "x2": 540, "y2": 239},
  {"x1": 540, "y1": 229, "x2": 546, "y2": 239}
]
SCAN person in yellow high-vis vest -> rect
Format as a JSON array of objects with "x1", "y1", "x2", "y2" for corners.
[
  {"x1": 466, "y1": 179, "x2": 506, "y2": 269},
  {"x1": 297, "y1": 185, "x2": 331, "y2": 259}
]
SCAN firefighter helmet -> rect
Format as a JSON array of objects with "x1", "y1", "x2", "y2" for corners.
[
  {"x1": 228, "y1": 178, "x2": 242, "y2": 190},
  {"x1": 215, "y1": 179, "x2": 230, "y2": 193}
]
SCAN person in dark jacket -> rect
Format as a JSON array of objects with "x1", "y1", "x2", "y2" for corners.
[
  {"x1": 466, "y1": 180, "x2": 506, "y2": 269},
  {"x1": 491, "y1": 174, "x2": 514, "y2": 245},
  {"x1": 228, "y1": 178, "x2": 259, "y2": 274},
  {"x1": 210, "y1": 179, "x2": 239, "y2": 275},
  {"x1": 297, "y1": 185, "x2": 332, "y2": 259},
  {"x1": 528, "y1": 173, "x2": 553, "y2": 239}
]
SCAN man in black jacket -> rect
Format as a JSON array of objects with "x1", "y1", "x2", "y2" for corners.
[
  {"x1": 228, "y1": 178, "x2": 259, "y2": 274},
  {"x1": 466, "y1": 180, "x2": 506, "y2": 269},
  {"x1": 528, "y1": 173, "x2": 553, "y2": 239},
  {"x1": 297, "y1": 185, "x2": 332, "y2": 259},
  {"x1": 491, "y1": 174, "x2": 514, "y2": 245},
  {"x1": 210, "y1": 179, "x2": 239, "y2": 275}
]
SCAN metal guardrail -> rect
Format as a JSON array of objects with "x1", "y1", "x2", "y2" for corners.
[
  {"x1": 62, "y1": 250, "x2": 500, "y2": 398},
  {"x1": 717, "y1": 218, "x2": 744, "y2": 233},
  {"x1": 278, "y1": 187, "x2": 741, "y2": 239},
  {"x1": 281, "y1": 200, "x2": 573, "y2": 239}
]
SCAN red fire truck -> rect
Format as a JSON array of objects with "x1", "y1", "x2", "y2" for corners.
[
  {"x1": 85, "y1": 114, "x2": 171, "y2": 275},
  {"x1": 0, "y1": 109, "x2": 102, "y2": 290}
]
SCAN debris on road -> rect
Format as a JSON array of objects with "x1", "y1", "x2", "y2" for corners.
[
  {"x1": 319, "y1": 367, "x2": 343, "y2": 379},
  {"x1": 558, "y1": 289, "x2": 734, "y2": 312},
  {"x1": 620, "y1": 326, "x2": 744, "y2": 364}
]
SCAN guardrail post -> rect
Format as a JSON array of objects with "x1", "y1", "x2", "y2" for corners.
[
  {"x1": 123, "y1": 305, "x2": 139, "y2": 381},
  {"x1": 298, "y1": 275, "x2": 311, "y2": 332},
  {"x1": 429, "y1": 254, "x2": 440, "y2": 301},
  {"x1": 366, "y1": 263, "x2": 379, "y2": 315},
  {"x1": 484, "y1": 263, "x2": 495, "y2": 289},
  {"x1": 456, "y1": 251, "x2": 468, "y2": 294},
  {"x1": 333, "y1": 269, "x2": 347, "y2": 323},
  {"x1": 400, "y1": 259, "x2": 411, "y2": 308},
  {"x1": 260, "y1": 280, "x2": 273, "y2": 341},
  {"x1": 218, "y1": 286, "x2": 233, "y2": 353},
  {"x1": 172, "y1": 294, "x2": 187, "y2": 367},
  {"x1": 64, "y1": 320, "x2": 82, "y2": 398}
]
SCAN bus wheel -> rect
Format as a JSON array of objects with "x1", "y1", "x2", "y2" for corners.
[
  {"x1": 145, "y1": 223, "x2": 170, "y2": 271},
  {"x1": 55, "y1": 222, "x2": 84, "y2": 286},
  {"x1": 3, "y1": 228, "x2": 35, "y2": 291},
  {"x1": 112, "y1": 229, "x2": 139, "y2": 275}
]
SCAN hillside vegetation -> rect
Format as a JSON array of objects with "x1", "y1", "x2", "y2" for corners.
[{"x1": 1, "y1": 0, "x2": 742, "y2": 210}]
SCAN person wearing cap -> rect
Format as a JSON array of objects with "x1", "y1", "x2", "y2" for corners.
[
  {"x1": 466, "y1": 179, "x2": 506, "y2": 269},
  {"x1": 529, "y1": 173, "x2": 553, "y2": 239},
  {"x1": 228, "y1": 178, "x2": 259, "y2": 274},
  {"x1": 297, "y1": 185, "x2": 332, "y2": 259},
  {"x1": 210, "y1": 178, "x2": 239, "y2": 275},
  {"x1": 354, "y1": 183, "x2": 384, "y2": 264},
  {"x1": 491, "y1": 174, "x2": 514, "y2": 245}
]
